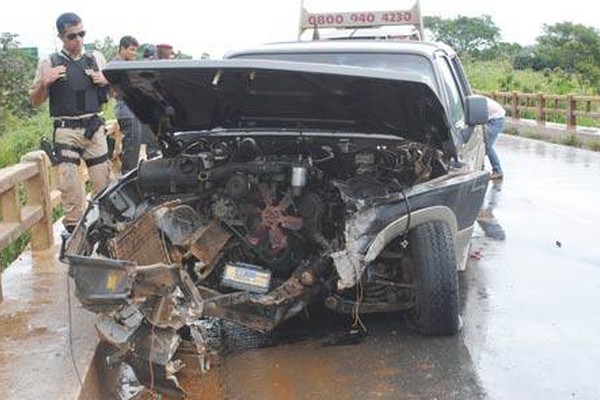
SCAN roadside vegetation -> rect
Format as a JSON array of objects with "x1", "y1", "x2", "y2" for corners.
[
  {"x1": 425, "y1": 15, "x2": 600, "y2": 148},
  {"x1": 463, "y1": 60, "x2": 586, "y2": 95},
  {"x1": 2, "y1": 17, "x2": 600, "y2": 269},
  {"x1": 425, "y1": 17, "x2": 600, "y2": 94}
]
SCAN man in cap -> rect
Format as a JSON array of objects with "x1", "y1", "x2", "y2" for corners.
[{"x1": 156, "y1": 43, "x2": 174, "y2": 60}]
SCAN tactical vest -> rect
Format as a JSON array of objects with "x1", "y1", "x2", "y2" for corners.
[{"x1": 49, "y1": 52, "x2": 106, "y2": 117}]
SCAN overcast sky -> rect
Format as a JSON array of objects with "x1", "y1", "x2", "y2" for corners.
[{"x1": 1, "y1": 0, "x2": 597, "y2": 58}]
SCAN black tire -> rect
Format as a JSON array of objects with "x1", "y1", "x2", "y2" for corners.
[{"x1": 406, "y1": 220, "x2": 460, "y2": 336}]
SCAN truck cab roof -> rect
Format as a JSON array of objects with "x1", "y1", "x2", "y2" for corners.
[{"x1": 225, "y1": 40, "x2": 457, "y2": 60}]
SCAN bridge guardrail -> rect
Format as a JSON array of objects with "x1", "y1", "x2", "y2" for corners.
[
  {"x1": 0, "y1": 120, "x2": 123, "y2": 303},
  {"x1": 0, "y1": 150, "x2": 60, "y2": 301},
  {"x1": 477, "y1": 91, "x2": 600, "y2": 130}
]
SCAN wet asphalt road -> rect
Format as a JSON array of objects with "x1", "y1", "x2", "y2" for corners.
[{"x1": 210, "y1": 135, "x2": 600, "y2": 400}]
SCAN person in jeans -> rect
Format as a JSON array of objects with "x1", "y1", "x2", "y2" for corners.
[
  {"x1": 29, "y1": 12, "x2": 111, "y2": 232},
  {"x1": 485, "y1": 97, "x2": 506, "y2": 180},
  {"x1": 113, "y1": 35, "x2": 143, "y2": 173},
  {"x1": 139, "y1": 43, "x2": 163, "y2": 160}
]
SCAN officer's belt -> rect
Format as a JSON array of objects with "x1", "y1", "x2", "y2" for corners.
[{"x1": 53, "y1": 116, "x2": 95, "y2": 129}]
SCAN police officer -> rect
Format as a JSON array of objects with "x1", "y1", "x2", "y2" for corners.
[
  {"x1": 29, "y1": 12, "x2": 111, "y2": 233},
  {"x1": 485, "y1": 97, "x2": 506, "y2": 180}
]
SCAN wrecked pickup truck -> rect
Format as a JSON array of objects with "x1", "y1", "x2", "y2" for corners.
[{"x1": 64, "y1": 41, "x2": 489, "y2": 397}]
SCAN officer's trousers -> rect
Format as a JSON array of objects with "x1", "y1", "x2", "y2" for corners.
[{"x1": 54, "y1": 125, "x2": 111, "y2": 230}]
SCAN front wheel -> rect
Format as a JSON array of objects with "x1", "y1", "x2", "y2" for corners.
[{"x1": 406, "y1": 221, "x2": 460, "y2": 336}]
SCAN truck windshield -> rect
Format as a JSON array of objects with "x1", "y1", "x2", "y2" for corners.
[{"x1": 233, "y1": 52, "x2": 437, "y2": 90}]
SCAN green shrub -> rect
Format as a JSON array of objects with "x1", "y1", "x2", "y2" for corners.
[
  {"x1": 503, "y1": 126, "x2": 520, "y2": 136},
  {"x1": 0, "y1": 233, "x2": 31, "y2": 271},
  {"x1": 561, "y1": 134, "x2": 583, "y2": 147},
  {"x1": 0, "y1": 109, "x2": 51, "y2": 168},
  {"x1": 465, "y1": 60, "x2": 589, "y2": 95},
  {"x1": 0, "y1": 33, "x2": 36, "y2": 128},
  {"x1": 522, "y1": 130, "x2": 545, "y2": 140},
  {"x1": 588, "y1": 141, "x2": 600, "y2": 151}
]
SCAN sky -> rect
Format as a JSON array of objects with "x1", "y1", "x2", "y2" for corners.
[{"x1": 1, "y1": 0, "x2": 598, "y2": 59}]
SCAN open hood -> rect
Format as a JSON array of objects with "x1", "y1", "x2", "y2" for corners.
[{"x1": 104, "y1": 59, "x2": 452, "y2": 150}]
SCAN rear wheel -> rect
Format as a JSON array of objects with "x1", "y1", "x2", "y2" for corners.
[{"x1": 406, "y1": 221, "x2": 460, "y2": 336}]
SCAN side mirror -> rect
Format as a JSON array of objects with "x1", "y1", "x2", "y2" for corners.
[{"x1": 465, "y1": 95, "x2": 488, "y2": 126}]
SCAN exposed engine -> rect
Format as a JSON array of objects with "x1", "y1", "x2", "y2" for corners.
[
  {"x1": 91, "y1": 135, "x2": 447, "y2": 293},
  {"x1": 65, "y1": 134, "x2": 448, "y2": 396}
]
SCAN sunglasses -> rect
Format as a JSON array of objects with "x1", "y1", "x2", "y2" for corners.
[{"x1": 65, "y1": 30, "x2": 86, "y2": 41}]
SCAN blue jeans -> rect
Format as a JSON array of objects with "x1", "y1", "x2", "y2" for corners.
[{"x1": 486, "y1": 117, "x2": 504, "y2": 174}]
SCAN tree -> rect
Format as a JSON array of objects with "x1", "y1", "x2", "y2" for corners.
[
  {"x1": 535, "y1": 22, "x2": 600, "y2": 90},
  {"x1": 174, "y1": 50, "x2": 193, "y2": 60},
  {"x1": 424, "y1": 15, "x2": 501, "y2": 58},
  {"x1": 479, "y1": 42, "x2": 524, "y2": 62},
  {"x1": 512, "y1": 45, "x2": 538, "y2": 70},
  {"x1": 85, "y1": 36, "x2": 118, "y2": 61},
  {"x1": 0, "y1": 32, "x2": 36, "y2": 127}
]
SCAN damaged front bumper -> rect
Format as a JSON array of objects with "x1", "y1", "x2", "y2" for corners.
[{"x1": 66, "y1": 246, "x2": 330, "y2": 397}]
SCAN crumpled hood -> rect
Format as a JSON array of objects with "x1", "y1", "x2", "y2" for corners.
[{"x1": 104, "y1": 59, "x2": 452, "y2": 150}]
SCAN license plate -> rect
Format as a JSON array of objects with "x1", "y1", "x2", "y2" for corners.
[{"x1": 222, "y1": 263, "x2": 271, "y2": 293}]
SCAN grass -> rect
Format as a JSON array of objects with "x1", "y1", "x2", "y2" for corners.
[
  {"x1": 588, "y1": 141, "x2": 600, "y2": 151},
  {"x1": 0, "y1": 112, "x2": 52, "y2": 168},
  {"x1": 521, "y1": 130, "x2": 545, "y2": 141},
  {"x1": 503, "y1": 126, "x2": 520, "y2": 136},
  {"x1": 465, "y1": 60, "x2": 600, "y2": 128},
  {"x1": 503, "y1": 125, "x2": 600, "y2": 151},
  {"x1": 464, "y1": 62, "x2": 600, "y2": 151},
  {"x1": 464, "y1": 60, "x2": 590, "y2": 95},
  {"x1": 560, "y1": 134, "x2": 583, "y2": 148},
  {"x1": 0, "y1": 234, "x2": 31, "y2": 271}
]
